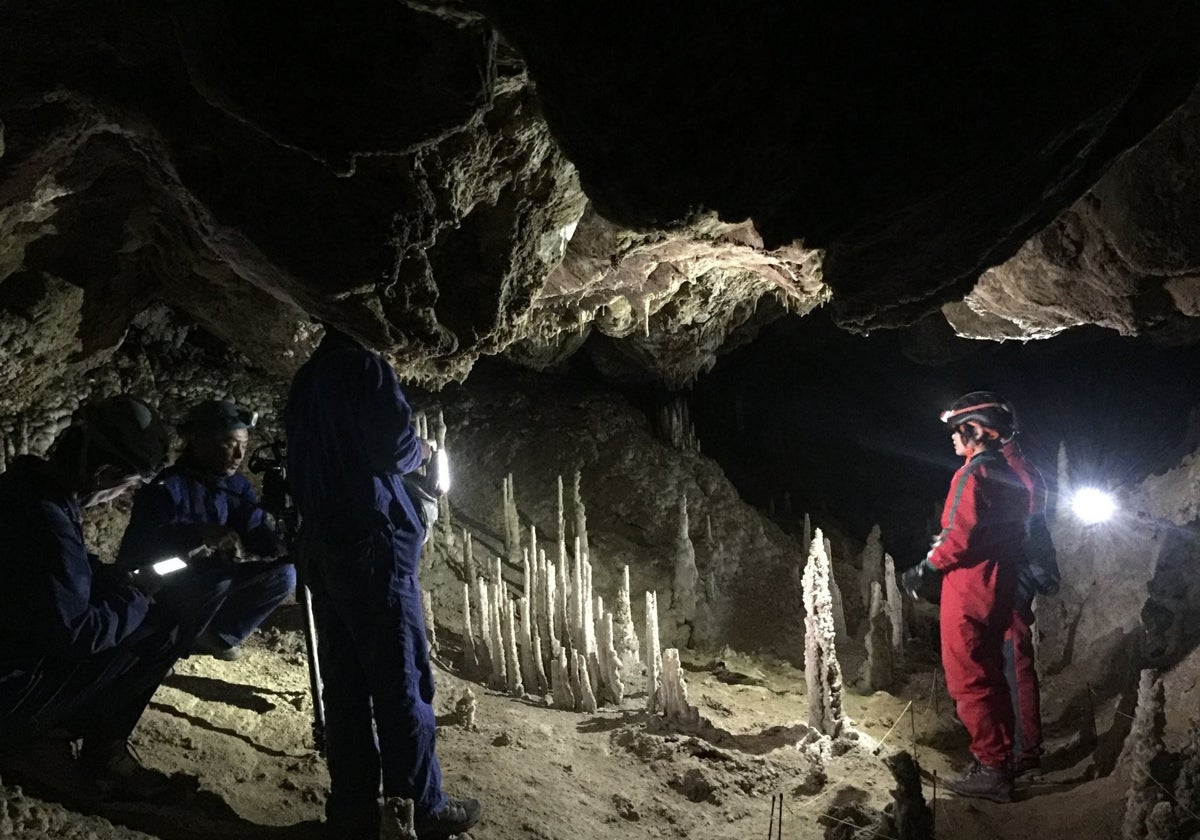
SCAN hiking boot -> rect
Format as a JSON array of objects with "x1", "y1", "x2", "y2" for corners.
[
  {"x1": 947, "y1": 760, "x2": 1012, "y2": 803},
  {"x1": 192, "y1": 632, "x2": 244, "y2": 661},
  {"x1": 81, "y1": 739, "x2": 170, "y2": 801},
  {"x1": 413, "y1": 796, "x2": 482, "y2": 839},
  {"x1": 1015, "y1": 755, "x2": 1043, "y2": 777}
]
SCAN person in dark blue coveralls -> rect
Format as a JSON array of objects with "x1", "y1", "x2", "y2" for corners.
[
  {"x1": 286, "y1": 325, "x2": 481, "y2": 840},
  {"x1": 118, "y1": 401, "x2": 296, "y2": 661},
  {"x1": 0, "y1": 395, "x2": 223, "y2": 799}
]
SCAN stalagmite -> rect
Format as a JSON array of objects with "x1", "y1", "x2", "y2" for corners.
[
  {"x1": 598, "y1": 610, "x2": 624, "y2": 704},
  {"x1": 659, "y1": 648, "x2": 700, "y2": 727},
  {"x1": 645, "y1": 590, "x2": 662, "y2": 713},
  {"x1": 422, "y1": 589, "x2": 437, "y2": 657},
  {"x1": 502, "y1": 474, "x2": 522, "y2": 568},
  {"x1": 1121, "y1": 668, "x2": 1166, "y2": 840},
  {"x1": 829, "y1": 571, "x2": 849, "y2": 645},
  {"x1": 488, "y1": 580, "x2": 507, "y2": 691},
  {"x1": 672, "y1": 495, "x2": 699, "y2": 647},
  {"x1": 518, "y1": 596, "x2": 539, "y2": 695},
  {"x1": 1055, "y1": 441, "x2": 1071, "y2": 520},
  {"x1": 461, "y1": 583, "x2": 478, "y2": 675},
  {"x1": 613, "y1": 565, "x2": 641, "y2": 680},
  {"x1": 802, "y1": 529, "x2": 845, "y2": 737},
  {"x1": 858, "y1": 524, "x2": 884, "y2": 620},
  {"x1": 502, "y1": 597, "x2": 524, "y2": 697},
  {"x1": 574, "y1": 650, "x2": 598, "y2": 713},
  {"x1": 882, "y1": 752, "x2": 934, "y2": 840},
  {"x1": 572, "y1": 536, "x2": 585, "y2": 651},
  {"x1": 542, "y1": 548, "x2": 559, "y2": 664},
  {"x1": 884, "y1": 553, "x2": 907, "y2": 674},
  {"x1": 476, "y1": 577, "x2": 494, "y2": 678},
  {"x1": 455, "y1": 688, "x2": 477, "y2": 731},
  {"x1": 656, "y1": 397, "x2": 700, "y2": 452},
  {"x1": 381, "y1": 797, "x2": 417, "y2": 840},
  {"x1": 567, "y1": 646, "x2": 584, "y2": 710},
  {"x1": 552, "y1": 648, "x2": 575, "y2": 710},
  {"x1": 463, "y1": 530, "x2": 477, "y2": 603},
  {"x1": 572, "y1": 470, "x2": 590, "y2": 563},
  {"x1": 1172, "y1": 720, "x2": 1200, "y2": 828},
  {"x1": 556, "y1": 546, "x2": 570, "y2": 654},
  {"x1": 801, "y1": 513, "x2": 812, "y2": 561},
  {"x1": 859, "y1": 581, "x2": 892, "y2": 691},
  {"x1": 532, "y1": 629, "x2": 549, "y2": 695}
]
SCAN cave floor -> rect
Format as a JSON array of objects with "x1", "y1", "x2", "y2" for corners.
[{"x1": 1, "y1": 615, "x2": 1125, "y2": 840}]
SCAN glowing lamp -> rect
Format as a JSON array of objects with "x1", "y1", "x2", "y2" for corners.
[{"x1": 1071, "y1": 487, "x2": 1116, "y2": 524}]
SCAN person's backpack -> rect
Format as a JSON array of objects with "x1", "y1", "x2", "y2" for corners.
[{"x1": 1017, "y1": 511, "x2": 1060, "y2": 604}]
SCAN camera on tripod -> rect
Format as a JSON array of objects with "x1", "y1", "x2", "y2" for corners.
[{"x1": 248, "y1": 439, "x2": 295, "y2": 536}]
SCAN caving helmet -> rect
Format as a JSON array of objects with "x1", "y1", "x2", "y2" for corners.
[
  {"x1": 78, "y1": 394, "x2": 170, "y2": 482},
  {"x1": 939, "y1": 391, "x2": 1015, "y2": 441},
  {"x1": 181, "y1": 400, "x2": 258, "y2": 438}
]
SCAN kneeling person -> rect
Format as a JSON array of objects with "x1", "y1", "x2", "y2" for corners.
[
  {"x1": 118, "y1": 401, "x2": 295, "y2": 661},
  {"x1": 0, "y1": 395, "x2": 206, "y2": 797}
]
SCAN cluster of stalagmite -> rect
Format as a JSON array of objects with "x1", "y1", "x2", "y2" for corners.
[
  {"x1": 802, "y1": 528, "x2": 845, "y2": 737},
  {"x1": 656, "y1": 397, "x2": 700, "y2": 452},
  {"x1": 455, "y1": 472, "x2": 637, "y2": 713},
  {"x1": 855, "y1": 523, "x2": 906, "y2": 690}
]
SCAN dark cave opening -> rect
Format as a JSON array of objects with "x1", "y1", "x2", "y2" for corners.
[{"x1": 679, "y1": 310, "x2": 1200, "y2": 566}]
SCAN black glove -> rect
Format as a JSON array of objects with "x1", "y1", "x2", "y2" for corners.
[{"x1": 901, "y1": 559, "x2": 941, "y2": 604}]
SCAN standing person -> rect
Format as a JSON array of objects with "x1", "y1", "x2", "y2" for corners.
[
  {"x1": 285, "y1": 325, "x2": 481, "y2": 840},
  {"x1": 998, "y1": 400, "x2": 1060, "y2": 776},
  {"x1": 118, "y1": 400, "x2": 296, "y2": 661},
  {"x1": 0, "y1": 395, "x2": 219, "y2": 798},
  {"x1": 902, "y1": 393, "x2": 1030, "y2": 803}
]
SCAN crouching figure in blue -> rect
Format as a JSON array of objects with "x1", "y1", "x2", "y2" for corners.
[
  {"x1": 118, "y1": 400, "x2": 296, "y2": 661},
  {"x1": 285, "y1": 325, "x2": 480, "y2": 840}
]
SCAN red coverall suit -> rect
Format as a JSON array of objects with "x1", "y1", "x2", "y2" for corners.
[
  {"x1": 928, "y1": 448, "x2": 1030, "y2": 768},
  {"x1": 1002, "y1": 441, "x2": 1050, "y2": 763}
]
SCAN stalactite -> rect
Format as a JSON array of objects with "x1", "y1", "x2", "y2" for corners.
[
  {"x1": 859, "y1": 581, "x2": 892, "y2": 692},
  {"x1": 421, "y1": 589, "x2": 437, "y2": 657},
  {"x1": 572, "y1": 469, "x2": 590, "y2": 563},
  {"x1": 660, "y1": 648, "x2": 700, "y2": 727},
  {"x1": 803, "y1": 528, "x2": 845, "y2": 737},
  {"x1": 461, "y1": 582, "x2": 478, "y2": 675},
  {"x1": 858, "y1": 524, "x2": 884, "y2": 623},
  {"x1": 503, "y1": 596, "x2": 525, "y2": 697},
  {"x1": 614, "y1": 565, "x2": 641, "y2": 681},
  {"x1": 884, "y1": 553, "x2": 907, "y2": 675},
  {"x1": 645, "y1": 590, "x2": 662, "y2": 714},
  {"x1": 552, "y1": 648, "x2": 575, "y2": 710},
  {"x1": 672, "y1": 494, "x2": 698, "y2": 648},
  {"x1": 1121, "y1": 668, "x2": 1166, "y2": 840}
]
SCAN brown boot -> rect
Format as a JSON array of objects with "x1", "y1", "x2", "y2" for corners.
[
  {"x1": 80, "y1": 739, "x2": 170, "y2": 801},
  {"x1": 947, "y1": 760, "x2": 1013, "y2": 803}
]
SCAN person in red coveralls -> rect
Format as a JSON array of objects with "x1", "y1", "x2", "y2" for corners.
[{"x1": 902, "y1": 393, "x2": 1030, "y2": 803}]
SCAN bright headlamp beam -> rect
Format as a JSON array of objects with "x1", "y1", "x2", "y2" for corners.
[{"x1": 1071, "y1": 487, "x2": 1116, "y2": 524}]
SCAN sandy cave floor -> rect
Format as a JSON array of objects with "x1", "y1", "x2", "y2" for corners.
[{"x1": 0, "y1": 610, "x2": 1127, "y2": 840}]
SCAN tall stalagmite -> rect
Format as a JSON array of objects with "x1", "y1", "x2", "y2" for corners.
[
  {"x1": 858, "y1": 524, "x2": 884, "y2": 623},
  {"x1": 1121, "y1": 668, "x2": 1166, "y2": 840},
  {"x1": 884, "y1": 554, "x2": 907, "y2": 675},
  {"x1": 672, "y1": 495, "x2": 699, "y2": 647},
  {"x1": 802, "y1": 528, "x2": 845, "y2": 737},
  {"x1": 645, "y1": 590, "x2": 662, "y2": 714},
  {"x1": 614, "y1": 565, "x2": 641, "y2": 680},
  {"x1": 859, "y1": 582, "x2": 892, "y2": 692}
]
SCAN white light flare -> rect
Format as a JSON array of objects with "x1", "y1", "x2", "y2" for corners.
[
  {"x1": 1071, "y1": 487, "x2": 1116, "y2": 524},
  {"x1": 434, "y1": 447, "x2": 451, "y2": 495}
]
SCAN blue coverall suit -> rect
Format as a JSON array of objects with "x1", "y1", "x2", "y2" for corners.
[
  {"x1": 0, "y1": 457, "x2": 223, "y2": 748},
  {"x1": 285, "y1": 329, "x2": 444, "y2": 837},
  {"x1": 117, "y1": 463, "x2": 296, "y2": 650}
]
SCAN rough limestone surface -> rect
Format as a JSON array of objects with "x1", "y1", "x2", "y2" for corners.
[
  {"x1": 486, "y1": 3, "x2": 1200, "y2": 329},
  {"x1": 859, "y1": 582, "x2": 893, "y2": 693}
]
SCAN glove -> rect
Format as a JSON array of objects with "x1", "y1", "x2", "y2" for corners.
[{"x1": 900, "y1": 559, "x2": 941, "y2": 603}]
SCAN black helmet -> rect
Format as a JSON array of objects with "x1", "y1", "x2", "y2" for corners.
[
  {"x1": 939, "y1": 391, "x2": 1015, "y2": 438},
  {"x1": 181, "y1": 400, "x2": 258, "y2": 438},
  {"x1": 79, "y1": 394, "x2": 170, "y2": 482}
]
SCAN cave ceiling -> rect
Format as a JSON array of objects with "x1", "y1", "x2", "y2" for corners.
[{"x1": 2, "y1": 2, "x2": 1200, "y2": 399}]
